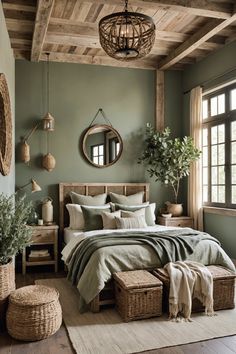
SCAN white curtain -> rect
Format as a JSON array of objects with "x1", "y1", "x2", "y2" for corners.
[{"x1": 188, "y1": 86, "x2": 203, "y2": 230}]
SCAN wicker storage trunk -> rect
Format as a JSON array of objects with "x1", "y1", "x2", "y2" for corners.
[
  {"x1": 114, "y1": 270, "x2": 163, "y2": 322},
  {"x1": 6, "y1": 285, "x2": 62, "y2": 341},
  {"x1": 153, "y1": 265, "x2": 235, "y2": 313}
]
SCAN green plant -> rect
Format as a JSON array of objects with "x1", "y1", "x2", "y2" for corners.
[
  {"x1": 139, "y1": 124, "x2": 201, "y2": 203},
  {"x1": 0, "y1": 194, "x2": 33, "y2": 265}
]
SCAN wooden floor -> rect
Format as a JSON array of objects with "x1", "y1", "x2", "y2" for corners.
[{"x1": 1, "y1": 272, "x2": 236, "y2": 354}]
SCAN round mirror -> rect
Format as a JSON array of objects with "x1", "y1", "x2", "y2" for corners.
[
  {"x1": 0, "y1": 73, "x2": 12, "y2": 176},
  {"x1": 82, "y1": 124, "x2": 123, "y2": 168}
]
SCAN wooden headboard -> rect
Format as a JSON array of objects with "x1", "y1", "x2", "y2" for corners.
[{"x1": 59, "y1": 182, "x2": 149, "y2": 232}]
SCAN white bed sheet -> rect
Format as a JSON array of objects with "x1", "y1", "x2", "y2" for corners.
[{"x1": 64, "y1": 227, "x2": 84, "y2": 244}]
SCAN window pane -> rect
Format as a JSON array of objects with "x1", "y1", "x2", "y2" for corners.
[
  {"x1": 93, "y1": 146, "x2": 98, "y2": 156},
  {"x1": 116, "y1": 142, "x2": 120, "y2": 154},
  {"x1": 232, "y1": 121, "x2": 236, "y2": 141},
  {"x1": 203, "y1": 167, "x2": 208, "y2": 184},
  {"x1": 230, "y1": 89, "x2": 236, "y2": 110},
  {"x1": 218, "y1": 144, "x2": 225, "y2": 165},
  {"x1": 99, "y1": 145, "x2": 104, "y2": 155},
  {"x1": 218, "y1": 94, "x2": 225, "y2": 114},
  {"x1": 232, "y1": 165, "x2": 236, "y2": 184},
  {"x1": 211, "y1": 97, "x2": 217, "y2": 116},
  {"x1": 93, "y1": 156, "x2": 98, "y2": 164},
  {"x1": 211, "y1": 126, "x2": 217, "y2": 144},
  {"x1": 203, "y1": 128, "x2": 208, "y2": 146},
  {"x1": 211, "y1": 167, "x2": 217, "y2": 184},
  {"x1": 218, "y1": 186, "x2": 225, "y2": 203},
  {"x1": 218, "y1": 124, "x2": 225, "y2": 143},
  {"x1": 202, "y1": 100, "x2": 208, "y2": 119},
  {"x1": 203, "y1": 146, "x2": 208, "y2": 167},
  {"x1": 218, "y1": 166, "x2": 225, "y2": 184},
  {"x1": 232, "y1": 142, "x2": 236, "y2": 164},
  {"x1": 211, "y1": 145, "x2": 217, "y2": 165},
  {"x1": 212, "y1": 186, "x2": 218, "y2": 202},
  {"x1": 203, "y1": 186, "x2": 208, "y2": 203},
  {"x1": 99, "y1": 157, "x2": 104, "y2": 165},
  {"x1": 232, "y1": 186, "x2": 236, "y2": 204}
]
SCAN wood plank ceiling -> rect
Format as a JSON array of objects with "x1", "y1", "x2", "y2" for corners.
[{"x1": 2, "y1": 0, "x2": 236, "y2": 70}]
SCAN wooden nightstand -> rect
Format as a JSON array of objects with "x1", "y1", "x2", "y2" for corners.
[
  {"x1": 22, "y1": 225, "x2": 59, "y2": 275},
  {"x1": 157, "y1": 216, "x2": 193, "y2": 228}
]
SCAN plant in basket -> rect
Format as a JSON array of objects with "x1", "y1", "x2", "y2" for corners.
[
  {"x1": 139, "y1": 124, "x2": 201, "y2": 216},
  {"x1": 0, "y1": 193, "x2": 32, "y2": 330}
]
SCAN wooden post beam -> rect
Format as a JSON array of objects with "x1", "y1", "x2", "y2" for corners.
[
  {"x1": 31, "y1": 0, "x2": 54, "y2": 62},
  {"x1": 158, "y1": 12, "x2": 236, "y2": 70},
  {"x1": 155, "y1": 70, "x2": 164, "y2": 131}
]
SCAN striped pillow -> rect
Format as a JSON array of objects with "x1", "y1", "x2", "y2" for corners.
[{"x1": 115, "y1": 216, "x2": 147, "y2": 229}]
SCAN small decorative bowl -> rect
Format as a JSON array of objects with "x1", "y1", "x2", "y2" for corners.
[{"x1": 161, "y1": 213, "x2": 172, "y2": 218}]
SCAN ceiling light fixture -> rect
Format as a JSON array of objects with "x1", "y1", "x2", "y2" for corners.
[{"x1": 99, "y1": 0, "x2": 156, "y2": 61}]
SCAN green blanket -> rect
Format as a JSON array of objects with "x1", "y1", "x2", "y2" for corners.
[{"x1": 66, "y1": 229, "x2": 221, "y2": 310}]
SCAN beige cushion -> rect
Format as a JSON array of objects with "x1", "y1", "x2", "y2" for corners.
[
  {"x1": 121, "y1": 208, "x2": 146, "y2": 219},
  {"x1": 112, "y1": 203, "x2": 156, "y2": 226},
  {"x1": 109, "y1": 191, "x2": 144, "y2": 205},
  {"x1": 101, "y1": 210, "x2": 121, "y2": 229},
  {"x1": 115, "y1": 216, "x2": 147, "y2": 229},
  {"x1": 70, "y1": 192, "x2": 107, "y2": 206},
  {"x1": 66, "y1": 204, "x2": 109, "y2": 230}
]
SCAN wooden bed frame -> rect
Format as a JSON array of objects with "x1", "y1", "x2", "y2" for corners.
[{"x1": 59, "y1": 182, "x2": 150, "y2": 312}]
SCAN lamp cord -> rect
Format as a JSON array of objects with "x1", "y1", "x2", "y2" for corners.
[{"x1": 47, "y1": 53, "x2": 50, "y2": 113}]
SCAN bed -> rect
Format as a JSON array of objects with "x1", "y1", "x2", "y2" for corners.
[{"x1": 59, "y1": 182, "x2": 235, "y2": 312}]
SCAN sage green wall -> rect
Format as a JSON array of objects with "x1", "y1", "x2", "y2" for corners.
[
  {"x1": 15, "y1": 61, "x2": 183, "y2": 222},
  {"x1": 183, "y1": 40, "x2": 236, "y2": 259},
  {"x1": 0, "y1": 2, "x2": 15, "y2": 195}
]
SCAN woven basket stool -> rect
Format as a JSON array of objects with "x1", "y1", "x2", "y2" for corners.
[
  {"x1": 6, "y1": 285, "x2": 62, "y2": 341},
  {"x1": 114, "y1": 270, "x2": 163, "y2": 322},
  {"x1": 153, "y1": 265, "x2": 236, "y2": 313}
]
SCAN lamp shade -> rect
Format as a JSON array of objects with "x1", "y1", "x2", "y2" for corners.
[
  {"x1": 42, "y1": 112, "x2": 55, "y2": 131},
  {"x1": 31, "y1": 179, "x2": 42, "y2": 193}
]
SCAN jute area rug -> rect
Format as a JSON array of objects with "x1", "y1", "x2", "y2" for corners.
[{"x1": 36, "y1": 278, "x2": 236, "y2": 354}]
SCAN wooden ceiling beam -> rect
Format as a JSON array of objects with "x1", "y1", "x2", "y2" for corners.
[
  {"x1": 40, "y1": 52, "x2": 157, "y2": 70},
  {"x1": 2, "y1": 2, "x2": 36, "y2": 13},
  {"x1": 158, "y1": 11, "x2": 236, "y2": 70},
  {"x1": 6, "y1": 18, "x2": 34, "y2": 32},
  {"x1": 69, "y1": 0, "x2": 232, "y2": 19},
  {"x1": 31, "y1": 0, "x2": 54, "y2": 62}
]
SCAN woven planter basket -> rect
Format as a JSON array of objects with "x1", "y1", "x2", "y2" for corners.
[
  {"x1": 0, "y1": 259, "x2": 15, "y2": 331},
  {"x1": 7, "y1": 285, "x2": 62, "y2": 341}
]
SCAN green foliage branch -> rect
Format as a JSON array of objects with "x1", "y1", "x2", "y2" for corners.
[
  {"x1": 0, "y1": 193, "x2": 33, "y2": 265},
  {"x1": 139, "y1": 124, "x2": 201, "y2": 204}
]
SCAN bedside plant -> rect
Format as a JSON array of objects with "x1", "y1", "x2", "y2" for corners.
[
  {"x1": 0, "y1": 193, "x2": 32, "y2": 330},
  {"x1": 139, "y1": 124, "x2": 201, "y2": 216}
]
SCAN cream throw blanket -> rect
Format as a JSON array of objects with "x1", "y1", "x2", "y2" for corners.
[{"x1": 164, "y1": 261, "x2": 214, "y2": 321}]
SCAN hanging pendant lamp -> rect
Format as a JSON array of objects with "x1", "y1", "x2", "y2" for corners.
[
  {"x1": 42, "y1": 53, "x2": 56, "y2": 172},
  {"x1": 99, "y1": 0, "x2": 156, "y2": 61}
]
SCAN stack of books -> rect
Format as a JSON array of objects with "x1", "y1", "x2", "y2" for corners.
[{"x1": 28, "y1": 249, "x2": 51, "y2": 262}]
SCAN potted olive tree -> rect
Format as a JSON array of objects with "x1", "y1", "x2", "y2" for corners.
[
  {"x1": 0, "y1": 193, "x2": 32, "y2": 330},
  {"x1": 139, "y1": 124, "x2": 201, "y2": 216}
]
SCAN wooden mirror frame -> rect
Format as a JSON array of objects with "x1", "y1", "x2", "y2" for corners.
[
  {"x1": 82, "y1": 124, "x2": 123, "y2": 168},
  {"x1": 0, "y1": 73, "x2": 12, "y2": 176}
]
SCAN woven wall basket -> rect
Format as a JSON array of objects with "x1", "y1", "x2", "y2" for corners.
[
  {"x1": 0, "y1": 73, "x2": 12, "y2": 176},
  {"x1": 0, "y1": 259, "x2": 15, "y2": 331}
]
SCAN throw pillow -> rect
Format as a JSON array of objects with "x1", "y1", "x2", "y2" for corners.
[
  {"x1": 81, "y1": 206, "x2": 111, "y2": 231},
  {"x1": 115, "y1": 216, "x2": 147, "y2": 229},
  {"x1": 70, "y1": 191, "x2": 107, "y2": 206}
]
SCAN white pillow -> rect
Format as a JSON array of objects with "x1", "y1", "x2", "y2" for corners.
[
  {"x1": 66, "y1": 204, "x2": 110, "y2": 230},
  {"x1": 101, "y1": 210, "x2": 121, "y2": 229},
  {"x1": 115, "y1": 216, "x2": 147, "y2": 229}
]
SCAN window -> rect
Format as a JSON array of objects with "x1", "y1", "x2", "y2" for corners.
[
  {"x1": 202, "y1": 83, "x2": 236, "y2": 209},
  {"x1": 91, "y1": 144, "x2": 104, "y2": 165}
]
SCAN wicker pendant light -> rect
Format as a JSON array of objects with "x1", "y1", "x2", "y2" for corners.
[
  {"x1": 99, "y1": 0, "x2": 155, "y2": 61},
  {"x1": 42, "y1": 53, "x2": 56, "y2": 172}
]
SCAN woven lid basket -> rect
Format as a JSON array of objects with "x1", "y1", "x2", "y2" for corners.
[
  {"x1": 114, "y1": 270, "x2": 162, "y2": 289},
  {"x1": 9, "y1": 285, "x2": 59, "y2": 306}
]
